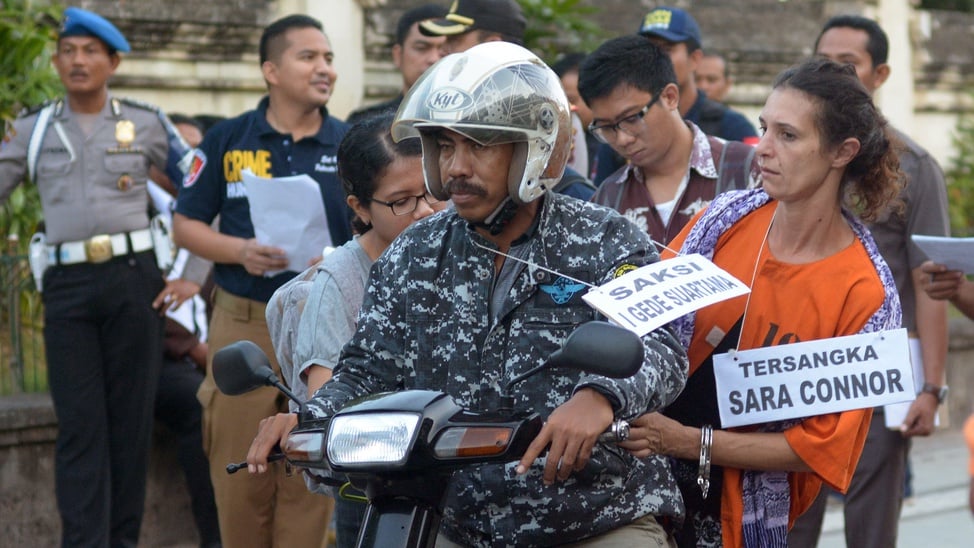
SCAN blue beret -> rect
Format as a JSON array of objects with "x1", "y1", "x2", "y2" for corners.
[{"x1": 60, "y1": 7, "x2": 130, "y2": 53}]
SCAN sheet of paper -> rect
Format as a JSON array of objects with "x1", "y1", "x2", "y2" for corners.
[
  {"x1": 242, "y1": 169, "x2": 331, "y2": 275},
  {"x1": 910, "y1": 235, "x2": 974, "y2": 273},
  {"x1": 883, "y1": 337, "x2": 936, "y2": 429}
]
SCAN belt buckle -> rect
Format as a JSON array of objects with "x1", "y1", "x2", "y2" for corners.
[{"x1": 84, "y1": 234, "x2": 114, "y2": 263}]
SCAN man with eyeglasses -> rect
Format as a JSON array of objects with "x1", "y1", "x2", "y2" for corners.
[{"x1": 580, "y1": 36, "x2": 759, "y2": 248}]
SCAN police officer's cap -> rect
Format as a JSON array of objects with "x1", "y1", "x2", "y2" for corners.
[{"x1": 60, "y1": 7, "x2": 130, "y2": 54}]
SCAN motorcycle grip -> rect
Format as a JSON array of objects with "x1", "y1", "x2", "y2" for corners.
[{"x1": 226, "y1": 451, "x2": 285, "y2": 474}]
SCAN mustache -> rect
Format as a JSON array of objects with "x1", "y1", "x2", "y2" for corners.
[{"x1": 444, "y1": 177, "x2": 487, "y2": 198}]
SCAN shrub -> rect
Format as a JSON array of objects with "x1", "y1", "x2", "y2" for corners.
[
  {"x1": 0, "y1": 0, "x2": 62, "y2": 254},
  {"x1": 946, "y1": 98, "x2": 974, "y2": 236}
]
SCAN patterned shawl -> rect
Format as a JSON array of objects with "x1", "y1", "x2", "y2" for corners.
[{"x1": 671, "y1": 188, "x2": 902, "y2": 546}]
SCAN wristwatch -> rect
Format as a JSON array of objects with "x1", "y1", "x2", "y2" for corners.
[{"x1": 920, "y1": 382, "x2": 948, "y2": 404}]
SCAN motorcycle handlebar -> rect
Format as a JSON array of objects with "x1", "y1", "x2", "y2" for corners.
[{"x1": 226, "y1": 451, "x2": 285, "y2": 474}]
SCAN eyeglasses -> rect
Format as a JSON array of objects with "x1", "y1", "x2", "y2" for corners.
[
  {"x1": 371, "y1": 192, "x2": 442, "y2": 216},
  {"x1": 588, "y1": 91, "x2": 663, "y2": 144}
]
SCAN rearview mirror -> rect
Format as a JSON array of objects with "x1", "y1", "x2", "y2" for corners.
[
  {"x1": 213, "y1": 340, "x2": 279, "y2": 395},
  {"x1": 547, "y1": 321, "x2": 643, "y2": 378}
]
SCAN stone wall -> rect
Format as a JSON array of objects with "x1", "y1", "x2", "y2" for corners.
[
  {"x1": 71, "y1": 0, "x2": 273, "y2": 116},
  {"x1": 58, "y1": 0, "x2": 972, "y2": 164},
  {"x1": 357, "y1": 0, "x2": 973, "y2": 166},
  {"x1": 0, "y1": 394, "x2": 199, "y2": 547}
]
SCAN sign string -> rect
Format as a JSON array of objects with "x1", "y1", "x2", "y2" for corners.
[
  {"x1": 469, "y1": 238, "x2": 598, "y2": 289},
  {"x1": 735, "y1": 205, "x2": 778, "y2": 353}
]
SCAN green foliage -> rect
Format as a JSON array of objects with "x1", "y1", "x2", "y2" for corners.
[
  {"x1": 946, "y1": 101, "x2": 974, "y2": 236},
  {"x1": 0, "y1": 0, "x2": 61, "y2": 122},
  {"x1": 519, "y1": 0, "x2": 608, "y2": 64},
  {"x1": 920, "y1": 0, "x2": 974, "y2": 12},
  {"x1": 0, "y1": 0, "x2": 62, "y2": 253}
]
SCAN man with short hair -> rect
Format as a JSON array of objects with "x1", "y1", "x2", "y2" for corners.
[
  {"x1": 593, "y1": 6, "x2": 757, "y2": 184},
  {"x1": 788, "y1": 15, "x2": 950, "y2": 548},
  {"x1": 173, "y1": 14, "x2": 345, "y2": 547},
  {"x1": 0, "y1": 7, "x2": 192, "y2": 546},
  {"x1": 696, "y1": 52, "x2": 732, "y2": 103},
  {"x1": 248, "y1": 41, "x2": 687, "y2": 547},
  {"x1": 580, "y1": 36, "x2": 759, "y2": 247},
  {"x1": 346, "y1": 3, "x2": 446, "y2": 124},
  {"x1": 637, "y1": 6, "x2": 754, "y2": 140}
]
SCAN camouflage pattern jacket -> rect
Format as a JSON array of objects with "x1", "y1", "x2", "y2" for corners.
[{"x1": 307, "y1": 193, "x2": 687, "y2": 546}]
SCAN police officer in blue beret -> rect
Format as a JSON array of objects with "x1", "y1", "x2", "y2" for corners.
[{"x1": 0, "y1": 7, "x2": 193, "y2": 547}]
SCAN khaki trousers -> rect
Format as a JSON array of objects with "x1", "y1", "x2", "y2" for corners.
[{"x1": 199, "y1": 288, "x2": 334, "y2": 548}]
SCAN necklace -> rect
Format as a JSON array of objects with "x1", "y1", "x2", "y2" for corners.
[{"x1": 735, "y1": 204, "x2": 777, "y2": 350}]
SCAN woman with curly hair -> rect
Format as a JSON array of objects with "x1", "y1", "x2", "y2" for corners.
[{"x1": 621, "y1": 57, "x2": 903, "y2": 547}]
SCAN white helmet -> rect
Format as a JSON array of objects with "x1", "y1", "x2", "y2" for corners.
[{"x1": 392, "y1": 41, "x2": 571, "y2": 205}]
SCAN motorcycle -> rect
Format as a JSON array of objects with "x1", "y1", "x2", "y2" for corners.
[{"x1": 214, "y1": 321, "x2": 644, "y2": 548}]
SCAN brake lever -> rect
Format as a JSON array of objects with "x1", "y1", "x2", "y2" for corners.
[{"x1": 226, "y1": 451, "x2": 285, "y2": 474}]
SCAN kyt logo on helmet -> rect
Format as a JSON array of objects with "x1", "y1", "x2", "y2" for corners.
[{"x1": 426, "y1": 88, "x2": 474, "y2": 111}]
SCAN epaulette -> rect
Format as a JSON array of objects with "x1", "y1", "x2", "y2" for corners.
[
  {"x1": 18, "y1": 98, "x2": 59, "y2": 118},
  {"x1": 117, "y1": 96, "x2": 162, "y2": 113}
]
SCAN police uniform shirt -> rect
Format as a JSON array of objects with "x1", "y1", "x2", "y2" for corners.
[
  {"x1": 175, "y1": 97, "x2": 351, "y2": 303},
  {"x1": 0, "y1": 97, "x2": 191, "y2": 244}
]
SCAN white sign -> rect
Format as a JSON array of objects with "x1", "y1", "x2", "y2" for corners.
[
  {"x1": 582, "y1": 254, "x2": 750, "y2": 337},
  {"x1": 713, "y1": 328, "x2": 915, "y2": 428},
  {"x1": 883, "y1": 337, "x2": 939, "y2": 429}
]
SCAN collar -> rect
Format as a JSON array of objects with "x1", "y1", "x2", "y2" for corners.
[
  {"x1": 686, "y1": 121, "x2": 719, "y2": 179},
  {"x1": 621, "y1": 121, "x2": 717, "y2": 185},
  {"x1": 54, "y1": 95, "x2": 120, "y2": 120},
  {"x1": 255, "y1": 96, "x2": 332, "y2": 143},
  {"x1": 464, "y1": 193, "x2": 545, "y2": 244},
  {"x1": 511, "y1": 195, "x2": 544, "y2": 246}
]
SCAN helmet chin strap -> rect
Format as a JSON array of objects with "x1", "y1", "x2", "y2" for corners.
[{"x1": 470, "y1": 196, "x2": 520, "y2": 236}]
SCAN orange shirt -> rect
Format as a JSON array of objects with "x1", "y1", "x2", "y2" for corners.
[
  {"x1": 965, "y1": 414, "x2": 974, "y2": 476},
  {"x1": 665, "y1": 202, "x2": 887, "y2": 547}
]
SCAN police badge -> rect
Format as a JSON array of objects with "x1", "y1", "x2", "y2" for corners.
[{"x1": 115, "y1": 120, "x2": 135, "y2": 148}]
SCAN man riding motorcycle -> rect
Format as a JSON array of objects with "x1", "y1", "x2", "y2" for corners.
[{"x1": 248, "y1": 42, "x2": 688, "y2": 546}]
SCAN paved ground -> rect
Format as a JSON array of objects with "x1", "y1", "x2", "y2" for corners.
[
  {"x1": 819, "y1": 427, "x2": 974, "y2": 547},
  {"x1": 164, "y1": 427, "x2": 973, "y2": 547}
]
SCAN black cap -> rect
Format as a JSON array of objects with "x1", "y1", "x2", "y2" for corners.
[{"x1": 419, "y1": 0, "x2": 525, "y2": 42}]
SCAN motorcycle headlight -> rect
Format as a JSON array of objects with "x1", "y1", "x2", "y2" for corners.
[{"x1": 327, "y1": 412, "x2": 421, "y2": 467}]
